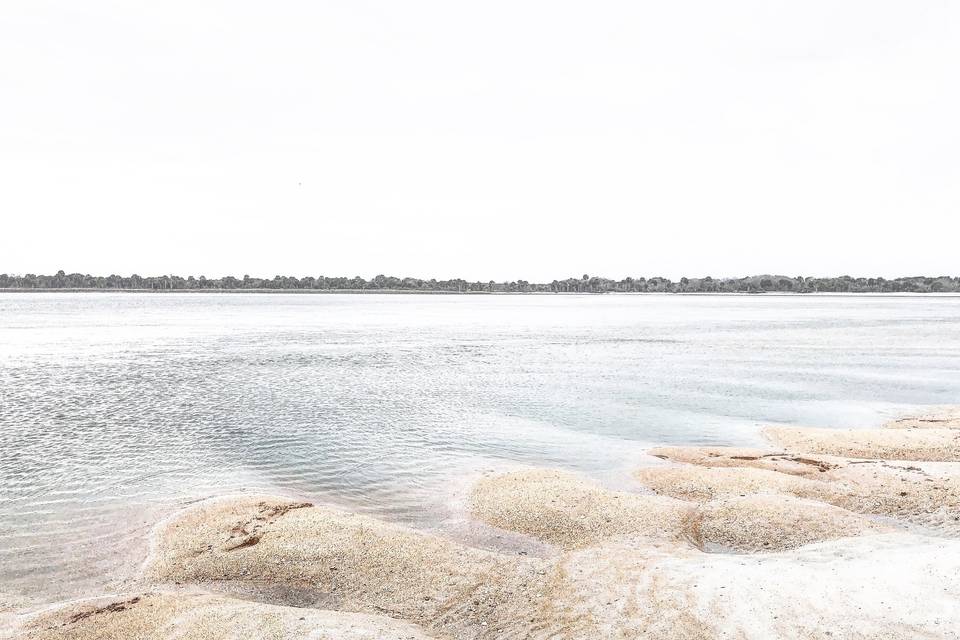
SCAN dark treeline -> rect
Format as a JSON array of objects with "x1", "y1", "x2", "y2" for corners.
[{"x1": 2, "y1": 271, "x2": 959, "y2": 293}]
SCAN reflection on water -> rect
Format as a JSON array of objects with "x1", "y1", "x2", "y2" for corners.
[{"x1": 2, "y1": 292, "x2": 960, "y2": 604}]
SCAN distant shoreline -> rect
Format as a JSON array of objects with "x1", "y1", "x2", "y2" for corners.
[
  {"x1": 4, "y1": 273, "x2": 958, "y2": 294},
  {"x1": 2, "y1": 288, "x2": 959, "y2": 297}
]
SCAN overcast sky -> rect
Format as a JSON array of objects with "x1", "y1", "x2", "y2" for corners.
[{"x1": 1, "y1": 1, "x2": 958, "y2": 281}]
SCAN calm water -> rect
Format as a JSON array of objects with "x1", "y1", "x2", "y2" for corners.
[{"x1": 2, "y1": 292, "x2": 960, "y2": 605}]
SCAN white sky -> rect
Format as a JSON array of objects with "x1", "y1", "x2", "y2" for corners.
[{"x1": 1, "y1": 1, "x2": 958, "y2": 282}]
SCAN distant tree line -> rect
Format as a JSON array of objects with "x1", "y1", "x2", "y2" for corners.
[{"x1": 1, "y1": 271, "x2": 959, "y2": 293}]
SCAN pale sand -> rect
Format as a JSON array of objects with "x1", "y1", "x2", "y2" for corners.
[
  {"x1": 470, "y1": 468, "x2": 880, "y2": 553},
  {"x1": 143, "y1": 493, "x2": 959, "y2": 639},
  {"x1": 820, "y1": 459, "x2": 960, "y2": 531},
  {"x1": 16, "y1": 534, "x2": 950, "y2": 640},
  {"x1": 689, "y1": 494, "x2": 888, "y2": 552},
  {"x1": 144, "y1": 496, "x2": 555, "y2": 639},
  {"x1": 763, "y1": 425, "x2": 960, "y2": 461},
  {"x1": 6, "y1": 591, "x2": 433, "y2": 640},
  {"x1": 633, "y1": 465, "x2": 835, "y2": 503},
  {"x1": 635, "y1": 454, "x2": 960, "y2": 534},
  {"x1": 469, "y1": 468, "x2": 693, "y2": 548},
  {"x1": 647, "y1": 446, "x2": 845, "y2": 476},
  {"x1": 885, "y1": 406, "x2": 960, "y2": 430},
  {"x1": 555, "y1": 533, "x2": 960, "y2": 639}
]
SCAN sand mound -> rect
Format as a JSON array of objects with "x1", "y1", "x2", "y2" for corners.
[
  {"x1": 9, "y1": 590, "x2": 434, "y2": 640},
  {"x1": 641, "y1": 447, "x2": 960, "y2": 534},
  {"x1": 469, "y1": 469, "x2": 693, "y2": 548},
  {"x1": 885, "y1": 406, "x2": 960, "y2": 430},
  {"x1": 763, "y1": 425, "x2": 960, "y2": 461},
  {"x1": 633, "y1": 465, "x2": 834, "y2": 503},
  {"x1": 145, "y1": 496, "x2": 562, "y2": 639},
  {"x1": 690, "y1": 494, "x2": 888, "y2": 552},
  {"x1": 471, "y1": 470, "x2": 882, "y2": 554},
  {"x1": 818, "y1": 460, "x2": 960, "y2": 533}
]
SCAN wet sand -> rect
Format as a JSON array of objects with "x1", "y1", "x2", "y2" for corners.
[{"x1": 4, "y1": 407, "x2": 960, "y2": 639}]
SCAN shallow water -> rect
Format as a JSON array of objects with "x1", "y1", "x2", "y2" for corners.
[{"x1": 2, "y1": 292, "x2": 960, "y2": 604}]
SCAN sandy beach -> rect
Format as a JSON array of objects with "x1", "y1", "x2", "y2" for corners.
[{"x1": 4, "y1": 408, "x2": 960, "y2": 639}]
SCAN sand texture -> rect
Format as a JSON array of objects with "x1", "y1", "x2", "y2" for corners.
[
  {"x1": 469, "y1": 468, "x2": 693, "y2": 548},
  {"x1": 640, "y1": 447, "x2": 960, "y2": 534},
  {"x1": 143, "y1": 496, "x2": 553, "y2": 640},
  {"x1": 647, "y1": 446, "x2": 846, "y2": 476},
  {"x1": 471, "y1": 469, "x2": 882, "y2": 553},
  {"x1": 763, "y1": 425, "x2": 960, "y2": 461},
  {"x1": 140, "y1": 493, "x2": 959, "y2": 639},
  {"x1": 6, "y1": 591, "x2": 434, "y2": 640},
  {"x1": 634, "y1": 464, "x2": 836, "y2": 502},
  {"x1": 553, "y1": 533, "x2": 960, "y2": 639},
  {"x1": 885, "y1": 406, "x2": 960, "y2": 430},
  {"x1": 689, "y1": 494, "x2": 888, "y2": 552}
]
